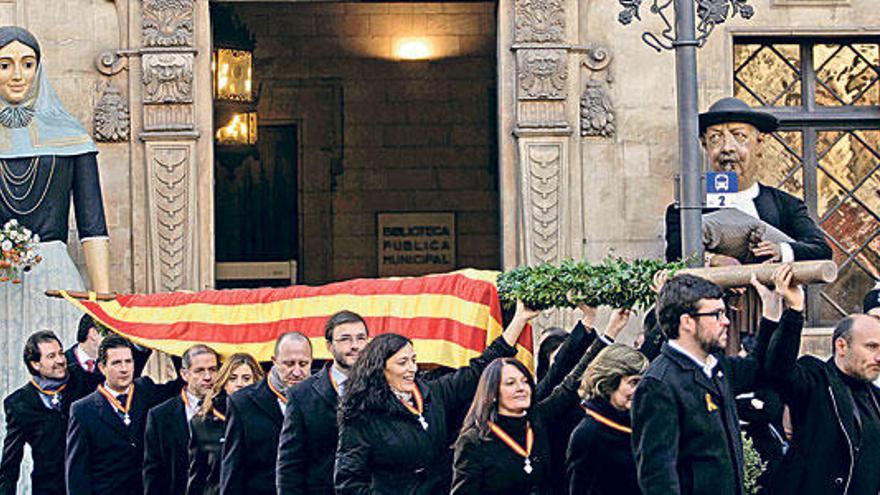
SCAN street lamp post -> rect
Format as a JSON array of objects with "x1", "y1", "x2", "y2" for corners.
[{"x1": 616, "y1": 0, "x2": 755, "y2": 267}]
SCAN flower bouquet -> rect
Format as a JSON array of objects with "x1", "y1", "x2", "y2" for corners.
[{"x1": 0, "y1": 219, "x2": 41, "y2": 283}]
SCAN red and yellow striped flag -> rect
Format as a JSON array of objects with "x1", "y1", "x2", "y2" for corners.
[{"x1": 60, "y1": 269, "x2": 533, "y2": 370}]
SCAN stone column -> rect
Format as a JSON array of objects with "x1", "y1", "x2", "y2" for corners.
[
  {"x1": 135, "y1": 0, "x2": 212, "y2": 293},
  {"x1": 503, "y1": 0, "x2": 575, "y2": 330}
]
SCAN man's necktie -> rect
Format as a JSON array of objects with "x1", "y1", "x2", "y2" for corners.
[{"x1": 85, "y1": 360, "x2": 95, "y2": 373}]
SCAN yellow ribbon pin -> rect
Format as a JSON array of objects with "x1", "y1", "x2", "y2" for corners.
[{"x1": 705, "y1": 393, "x2": 718, "y2": 412}]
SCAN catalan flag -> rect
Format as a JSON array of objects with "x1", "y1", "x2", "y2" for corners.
[{"x1": 59, "y1": 269, "x2": 533, "y2": 370}]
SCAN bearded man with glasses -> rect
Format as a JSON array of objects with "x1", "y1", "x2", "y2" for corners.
[{"x1": 631, "y1": 268, "x2": 804, "y2": 495}]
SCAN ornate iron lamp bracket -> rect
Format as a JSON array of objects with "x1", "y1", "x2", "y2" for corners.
[{"x1": 617, "y1": 0, "x2": 755, "y2": 52}]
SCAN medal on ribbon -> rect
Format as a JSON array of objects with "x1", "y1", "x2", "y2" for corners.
[
  {"x1": 488, "y1": 420, "x2": 535, "y2": 474},
  {"x1": 98, "y1": 384, "x2": 135, "y2": 426},
  {"x1": 30, "y1": 379, "x2": 67, "y2": 407},
  {"x1": 399, "y1": 385, "x2": 428, "y2": 430}
]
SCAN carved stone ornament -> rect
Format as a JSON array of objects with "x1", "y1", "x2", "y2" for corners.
[
  {"x1": 580, "y1": 79, "x2": 615, "y2": 138},
  {"x1": 514, "y1": 0, "x2": 566, "y2": 43},
  {"x1": 526, "y1": 144, "x2": 561, "y2": 264},
  {"x1": 94, "y1": 82, "x2": 130, "y2": 142},
  {"x1": 517, "y1": 50, "x2": 567, "y2": 100},
  {"x1": 579, "y1": 44, "x2": 615, "y2": 138},
  {"x1": 148, "y1": 144, "x2": 191, "y2": 291},
  {"x1": 142, "y1": 0, "x2": 195, "y2": 48},
  {"x1": 142, "y1": 53, "x2": 194, "y2": 104}
]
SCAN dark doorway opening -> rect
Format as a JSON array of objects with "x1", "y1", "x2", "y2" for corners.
[{"x1": 215, "y1": 124, "x2": 299, "y2": 288}]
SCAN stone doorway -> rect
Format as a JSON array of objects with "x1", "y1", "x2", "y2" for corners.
[{"x1": 212, "y1": 1, "x2": 502, "y2": 285}]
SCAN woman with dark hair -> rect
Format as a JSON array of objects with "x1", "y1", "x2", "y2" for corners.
[
  {"x1": 187, "y1": 353, "x2": 263, "y2": 495},
  {"x1": 334, "y1": 302, "x2": 533, "y2": 495},
  {"x1": 566, "y1": 344, "x2": 649, "y2": 495},
  {"x1": 449, "y1": 310, "x2": 627, "y2": 495}
]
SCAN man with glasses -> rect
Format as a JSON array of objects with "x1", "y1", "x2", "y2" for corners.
[
  {"x1": 277, "y1": 311, "x2": 369, "y2": 495},
  {"x1": 631, "y1": 269, "x2": 801, "y2": 495},
  {"x1": 143, "y1": 344, "x2": 219, "y2": 495}
]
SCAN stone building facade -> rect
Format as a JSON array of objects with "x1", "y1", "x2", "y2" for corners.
[
  {"x1": 3, "y1": 0, "x2": 879, "y2": 326},
  {"x1": 0, "y1": 1, "x2": 877, "y2": 488}
]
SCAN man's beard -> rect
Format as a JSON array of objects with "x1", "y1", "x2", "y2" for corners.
[
  {"x1": 696, "y1": 327, "x2": 725, "y2": 355},
  {"x1": 332, "y1": 350, "x2": 355, "y2": 370}
]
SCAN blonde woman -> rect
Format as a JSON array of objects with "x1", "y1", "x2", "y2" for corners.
[
  {"x1": 566, "y1": 344, "x2": 648, "y2": 495},
  {"x1": 187, "y1": 353, "x2": 263, "y2": 495}
]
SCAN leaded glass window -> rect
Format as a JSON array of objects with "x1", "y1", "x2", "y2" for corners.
[{"x1": 734, "y1": 36, "x2": 880, "y2": 325}]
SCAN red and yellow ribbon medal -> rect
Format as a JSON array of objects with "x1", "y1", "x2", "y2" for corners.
[
  {"x1": 182, "y1": 388, "x2": 226, "y2": 421},
  {"x1": 400, "y1": 385, "x2": 429, "y2": 430},
  {"x1": 267, "y1": 379, "x2": 289, "y2": 404},
  {"x1": 30, "y1": 379, "x2": 68, "y2": 407},
  {"x1": 97, "y1": 384, "x2": 135, "y2": 426},
  {"x1": 487, "y1": 421, "x2": 535, "y2": 474}
]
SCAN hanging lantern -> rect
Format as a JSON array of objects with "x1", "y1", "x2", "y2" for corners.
[
  {"x1": 213, "y1": 48, "x2": 253, "y2": 102},
  {"x1": 215, "y1": 112, "x2": 258, "y2": 146}
]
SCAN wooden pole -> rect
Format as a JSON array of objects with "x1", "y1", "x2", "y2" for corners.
[
  {"x1": 679, "y1": 260, "x2": 837, "y2": 288},
  {"x1": 44, "y1": 290, "x2": 117, "y2": 301}
]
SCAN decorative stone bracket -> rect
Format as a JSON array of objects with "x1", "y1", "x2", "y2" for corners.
[{"x1": 579, "y1": 44, "x2": 615, "y2": 138}]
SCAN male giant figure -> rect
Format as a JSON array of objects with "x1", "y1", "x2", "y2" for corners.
[{"x1": 665, "y1": 97, "x2": 831, "y2": 263}]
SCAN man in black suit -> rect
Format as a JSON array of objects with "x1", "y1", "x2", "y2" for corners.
[
  {"x1": 143, "y1": 344, "x2": 219, "y2": 495},
  {"x1": 65, "y1": 315, "x2": 153, "y2": 389},
  {"x1": 631, "y1": 270, "x2": 798, "y2": 495},
  {"x1": 65, "y1": 335, "x2": 180, "y2": 495},
  {"x1": 65, "y1": 315, "x2": 104, "y2": 386},
  {"x1": 665, "y1": 97, "x2": 832, "y2": 263},
  {"x1": 0, "y1": 331, "x2": 98, "y2": 495},
  {"x1": 277, "y1": 311, "x2": 368, "y2": 495},
  {"x1": 221, "y1": 332, "x2": 313, "y2": 495},
  {"x1": 765, "y1": 308, "x2": 880, "y2": 494}
]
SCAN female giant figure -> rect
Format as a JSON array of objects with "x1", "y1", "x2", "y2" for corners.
[{"x1": 0, "y1": 26, "x2": 109, "y2": 347}]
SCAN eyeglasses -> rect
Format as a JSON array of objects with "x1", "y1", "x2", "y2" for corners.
[
  {"x1": 333, "y1": 335, "x2": 369, "y2": 345},
  {"x1": 689, "y1": 310, "x2": 727, "y2": 321}
]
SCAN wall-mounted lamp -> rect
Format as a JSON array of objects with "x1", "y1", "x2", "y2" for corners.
[{"x1": 396, "y1": 38, "x2": 432, "y2": 61}]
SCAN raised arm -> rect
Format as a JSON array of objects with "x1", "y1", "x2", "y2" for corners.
[
  {"x1": 534, "y1": 301, "x2": 597, "y2": 400},
  {"x1": 430, "y1": 301, "x2": 534, "y2": 415}
]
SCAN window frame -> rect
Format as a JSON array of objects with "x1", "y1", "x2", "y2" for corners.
[{"x1": 734, "y1": 35, "x2": 880, "y2": 324}]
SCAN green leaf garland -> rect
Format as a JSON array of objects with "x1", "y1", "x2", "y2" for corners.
[{"x1": 497, "y1": 256, "x2": 686, "y2": 311}]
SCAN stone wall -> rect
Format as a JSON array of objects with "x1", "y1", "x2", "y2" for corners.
[{"x1": 231, "y1": 2, "x2": 500, "y2": 281}]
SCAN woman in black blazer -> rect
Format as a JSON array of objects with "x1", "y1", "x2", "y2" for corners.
[
  {"x1": 187, "y1": 353, "x2": 263, "y2": 495},
  {"x1": 333, "y1": 303, "x2": 532, "y2": 495},
  {"x1": 566, "y1": 344, "x2": 648, "y2": 495}
]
